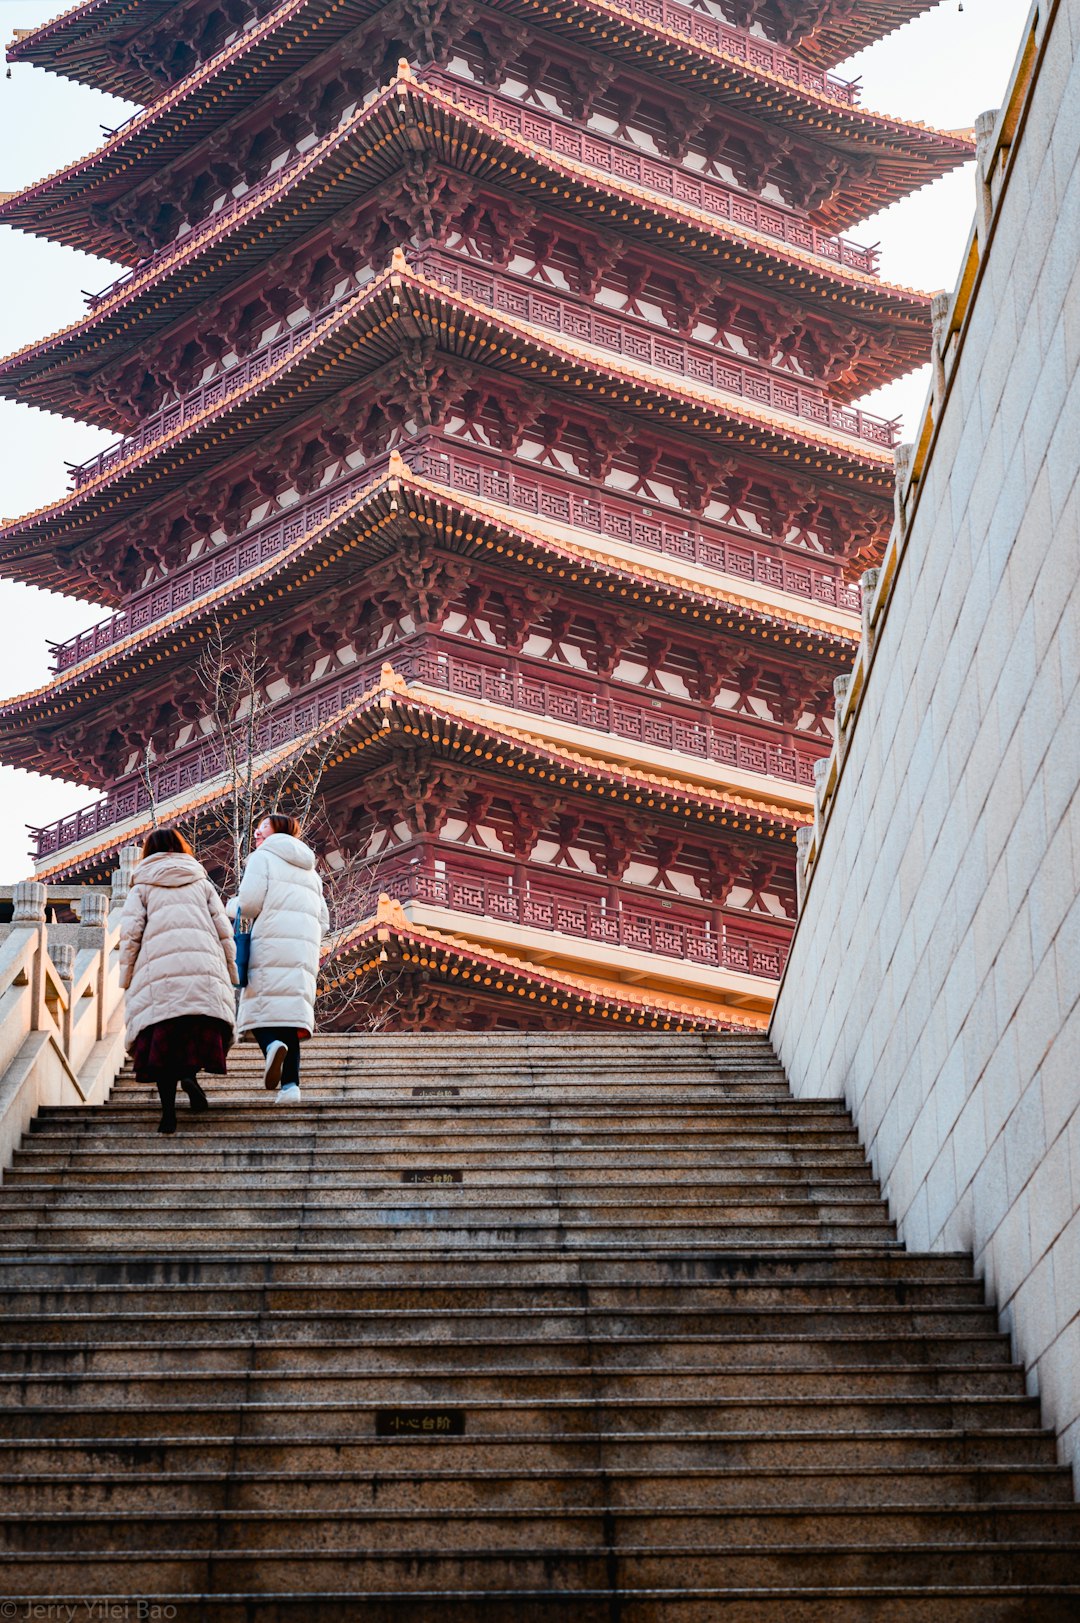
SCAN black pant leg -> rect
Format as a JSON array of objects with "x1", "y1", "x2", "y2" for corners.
[{"x1": 254, "y1": 1027, "x2": 301, "y2": 1087}]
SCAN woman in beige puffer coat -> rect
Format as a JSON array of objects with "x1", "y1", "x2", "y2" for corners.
[
  {"x1": 231, "y1": 813, "x2": 329, "y2": 1104},
  {"x1": 120, "y1": 829, "x2": 237, "y2": 1134}
]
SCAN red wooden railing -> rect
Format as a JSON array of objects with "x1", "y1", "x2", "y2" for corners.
[
  {"x1": 410, "y1": 442, "x2": 864, "y2": 612},
  {"x1": 68, "y1": 284, "x2": 373, "y2": 489},
  {"x1": 50, "y1": 433, "x2": 859, "y2": 672},
  {"x1": 16, "y1": 0, "x2": 308, "y2": 230},
  {"x1": 84, "y1": 66, "x2": 877, "y2": 315},
  {"x1": 606, "y1": 0, "x2": 859, "y2": 104},
  {"x1": 31, "y1": 634, "x2": 821, "y2": 859},
  {"x1": 417, "y1": 249, "x2": 896, "y2": 446},
  {"x1": 366, "y1": 852, "x2": 791, "y2": 981},
  {"x1": 402, "y1": 640, "x2": 823, "y2": 786},
  {"x1": 433, "y1": 74, "x2": 879, "y2": 274}
]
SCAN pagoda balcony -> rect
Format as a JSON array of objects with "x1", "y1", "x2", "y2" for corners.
[
  {"x1": 65, "y1": 260, "x2": 893, "y2": 498},
  {"x1": 9, "y1": 0, "x2": 309, "y2": 236},
  {"x1": 396, "y1": 635, "x2": 825, "y2": 785},
  {"x1": 49, "y1": 441, "x2": 860, "y2": 674},
  {"x1": 581, "y1": 0, "x2": 860, "y2": 105},
  {"x1": 82, "y1": 67, "x2": 879, "y2": 317},
  {"x1": 67, "y1": 278, "x2": 369, "y2": 491},
  {"x1": 412, "y1": 441, "x2": 862, "y2": 613},
  {"x1": 432, "y1": 73, "x2": 880, "y2": 276},
  {"x1": 357, "y1": 850, "x2": 791, "y2": 983},
  {"x1": 19, "y1": 0, "x2": 861, "y2": 249},
  {"x1": 416, "y1": 248, "x2": 897, "y2": 448},
  {"x1": 30, "y1": 635, "x2": 820, "y2": 863}
]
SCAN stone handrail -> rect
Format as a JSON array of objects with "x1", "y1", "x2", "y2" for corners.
[{"x1": 0, "y1": 870, "x2": 130, "y2": 1176}]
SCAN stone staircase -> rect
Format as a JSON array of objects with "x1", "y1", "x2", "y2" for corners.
[{"x1": 0, "y1": 1031, "x2": 1077, "y2": 1618}]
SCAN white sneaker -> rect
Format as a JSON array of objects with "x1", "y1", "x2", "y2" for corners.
[
  {"x1": 275, "y1": 1083, "x2": 301, "y2": 1105},
  {"x1": 263, "y1": 1041, "x2": 288, "y2": 1091}
]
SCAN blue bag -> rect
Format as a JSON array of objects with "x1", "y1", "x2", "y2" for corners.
[{"x1": 233, "y1": 913, "x2": 251, "y2": 989}]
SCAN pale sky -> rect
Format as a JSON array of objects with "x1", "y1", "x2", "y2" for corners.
[{"x1": 0, "y1": 0, "x2": 1031, "y2": 876}]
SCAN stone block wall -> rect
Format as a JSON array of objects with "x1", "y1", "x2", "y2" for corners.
[{"x1": 771, "y1": 0, "x2": 1080, "y2": 1476}]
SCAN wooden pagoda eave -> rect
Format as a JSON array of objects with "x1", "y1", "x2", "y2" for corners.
[
  {"x1": 256, "y1": 677, "x2": 812, "y2": 833},
  {"x1": 0, "y1": 466, "x2": 856, "y2": 767},
  {"x1": 0, "y1": 77, "x2": 935, "y2": 420},
  {"x1": 765, "y1": 0, "x2": 946, "y2": 68},
  {"x1": 5, "y1": 0, "x2": 177, "y2": 102},
  {"x1": 2, "y1": 0, "x2": 971, "y2": 243},
  {"x1": 330, "y1": 901, "x2": 772, "y2": 1029},
  {"x1": 0, "y1": 72, "x2": 934, "y2": 329},
  {"x1": 1, "y1": 0, "x2": 387, "y2": 236},
  {"x1": 484, "y1": 0, "x2": 971, "y2": 230},
  {"x1": 0, "y1": 264, "x2": 895, "y2": 570}
]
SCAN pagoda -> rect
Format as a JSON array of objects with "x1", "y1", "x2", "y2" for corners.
[{"x1": 0, "y1": 0, "x2": 969, "y2": 1031}]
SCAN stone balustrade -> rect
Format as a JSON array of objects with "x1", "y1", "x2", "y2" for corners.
[{"x1": 0, "y1": 868, "x2": 129, "y2": 1174}]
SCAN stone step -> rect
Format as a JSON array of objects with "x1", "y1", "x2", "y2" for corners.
[
  {"x1": 10, "y1": 1147, "x2": 880, "y2": 1172},
  {"x1": 1, "y1": 1586, "x2": 1071, "y2": 1622},
  {"x1": 0, "y1": 1250, "x2": 978, "y2": 1288},
  {"x1": 1, "y1": 1534, "x2": 1078, "y2": 1589},
  {"x1": 0, "y1": 1283, "x2": 991, "y2": 1322},
  {"x1": 3, "y1": 1503, "x2": 1079, "y2": 1554},
  {"x1": 0, "y1": 1427, "x2": 1060, "y2": 1475},
  {"x1": 0, "y1": 1222, "x2": 902, "y2": 1250},
  {"x1": 26, "y1": 1120, "x2": 863, "y2": 1143},
  {"x1": 0, "y1": 1332, "x2": 1012, "y2": 1374},
  {"x1": 0, "y1": 1394, "x2": 1044, "y2": 1441},
  {"x1": 0, "y1": 1364, "x2": 1029, "y2": 1406},
  {"x1": 1, "y1": 1462, "x2": 1072, "y2": 1512},
  {"x1": 5, "y1": 1465, "x2": 1073, "y2": 1518},
  {"x1": 0, "y1": 1196, "x2": 895, "y2": 1223},
  {"x1": 0, "y1": 1174, "x2": 883, "y2": 1200},
  {"x1": 0, "y1": 1304, "x2": 1003, "y2": 1341}
]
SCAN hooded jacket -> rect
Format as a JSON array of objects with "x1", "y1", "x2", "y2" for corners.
[
  {"x1": 233, "y1": 833, "x2": 329, "y2": 1033},
  {"x1": 119, "y1": 852, "x2": 238, "y2": 1042}
]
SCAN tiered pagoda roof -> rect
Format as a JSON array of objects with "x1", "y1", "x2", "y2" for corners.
[{"x1": 2, "y1": 0, "x2": 958, "y2": 1028}]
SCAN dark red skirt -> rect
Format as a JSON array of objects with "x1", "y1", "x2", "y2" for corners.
[{"x1": 131, "y1": 1015, "x2": 233, "y2": 1085}]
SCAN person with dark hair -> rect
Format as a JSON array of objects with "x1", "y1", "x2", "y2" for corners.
[
  {"x1": 229, "y1": 814, "x2": 328, "y2": 1103},
  {"x1": 119, "y1": 828, "x2": 238, "y2": 1133}
]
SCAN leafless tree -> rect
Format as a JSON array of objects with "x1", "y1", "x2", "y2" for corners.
[
  {"x1": 194, "y1": 621, "x2": 270, "y2": 891},
  {"x1": 316, "y1": 846, "x2": 406, "y2": 1028},
  {"x1": 137, "y1": 738, "x2": 161, "y2": 831}
]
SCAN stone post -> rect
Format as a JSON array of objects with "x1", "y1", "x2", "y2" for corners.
[
  {"x1": 860, "y1": 568, "x2": 881, "y2": 655},
  {"x1": 893, "y1": 443, "x2": 914, "y2": 541},
  {"x1": 80, "y1": 889, "x2": 111, "y2": 1040},
  {"x1": 795, "y1": 826, "x2": 813, "y2": 912},
  {"x1": 833, "y1": 674, "x2": 853, "y2": 762},
  {"x1": 974, "y1": 109, "x2": 999, "y2": 247},
  {"x1": 930, "y1": 294, "x2": 951, "y2": 414},
  {"x1": 11, "y1": 881, "x2": 46, "y2": 925},
  {"x1": 111, "y1": 846, "x2": 139, "y2": 910},
  {"x1": 12, "y1": 882, "x2": 47, "y2": 1033},
  {"x1": 812, "y1": 756, "x2": 831, "y2": 849},
  {"x1": 51, "y1": 942, "x2": 76, "y2": 1055},
  {"x1": 79, "y1": 890, "x2": 110, "y2": 928}
]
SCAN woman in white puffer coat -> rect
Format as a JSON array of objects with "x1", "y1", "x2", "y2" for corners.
[
  {"x1": 232, "y1": 813, "x2": 329, "y2": 1103},
  {"x1": 119, "y1": 829, "x2": 237, "y2": 1134}
]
